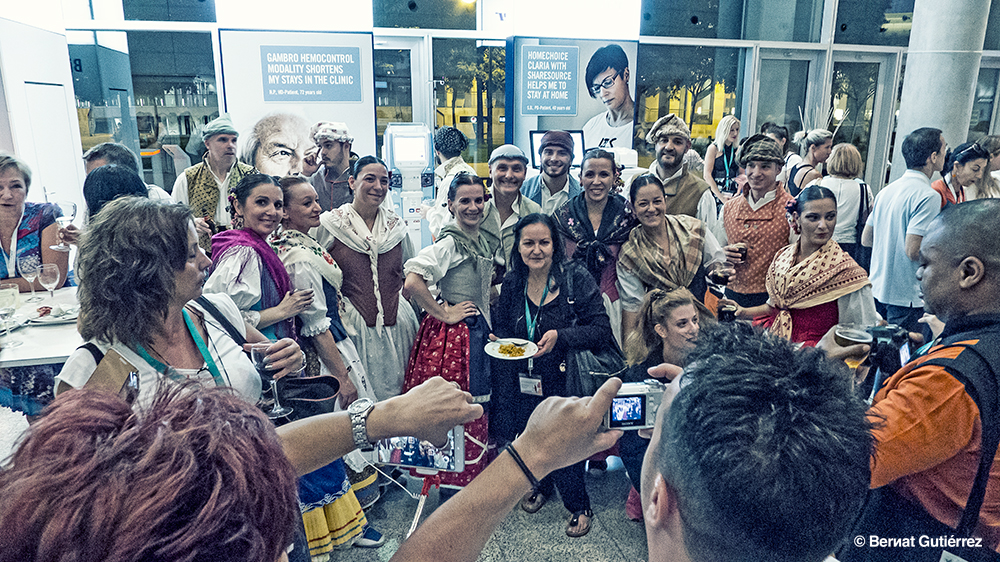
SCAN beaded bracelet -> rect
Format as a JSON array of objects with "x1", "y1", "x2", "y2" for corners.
[{"x1": 506, "y1": 443, "x2": 541, "y2": 493}]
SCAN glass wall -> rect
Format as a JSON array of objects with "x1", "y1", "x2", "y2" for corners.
[
  {"x1": 640, "y1": 0, "x2": 823, "y2": 42},
  {"x1": 835, "y1": 0, "x2": 913, "y2": 46},
  {"x1": 970, "y1": 67, "x2": 999, "y2": 142},
  {"x1": 830, "y1": 61, "x2": 880, "y2": 168},
  {"x1": 69, "y1": 30, "x2": 219, "y2": 190},
  {"x1": 432, "y1": 38, "x2": 505, "y2": 176},
  {"x1": 374, "y1": 0, "x2": 475, "y2": 29},
  {"x1": 634, "y1": 45, "x2": 743, "y2": 168},
  {"x1": 374, "y1": 49, "x2": 414, "y2": 157},
  {"x1": 756, "y1": 59, "x2": 810, "y2": 141}
]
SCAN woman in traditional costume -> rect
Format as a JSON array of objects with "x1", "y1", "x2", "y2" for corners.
[
  {"x1": 617, "y1": 173, "x2": 730, "y2": 339},
  {"x1": 402, "y1": 172, "x2": 498, "y2": 491},
  {"x1": 554, "y1": 148, "x2": 637, "y2": 346},
  {"x1": 720, "y1": 185, "x2": 878, "y2": 346}
]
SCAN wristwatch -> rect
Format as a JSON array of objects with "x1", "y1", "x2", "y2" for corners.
[{"x1": 348, "y1": 398, "x2": 376, "y2": 452}]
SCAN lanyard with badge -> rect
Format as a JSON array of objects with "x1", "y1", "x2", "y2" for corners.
[{"x1": 519, "y1": 278, "x2": 549, "y2": 397}]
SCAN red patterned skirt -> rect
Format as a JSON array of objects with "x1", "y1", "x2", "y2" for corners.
[{"x1": 403, "y1": 314, "x2": 490, "y2": 488}]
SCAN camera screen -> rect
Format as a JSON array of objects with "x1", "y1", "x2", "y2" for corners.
[
  {"x1": 375, "y1": 430, "x2": 460, "y2": 472},
  {"x1": 609, "y1": 395, "x2": 646, "y2": 428}
]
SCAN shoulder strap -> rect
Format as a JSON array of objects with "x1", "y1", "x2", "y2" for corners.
[
  {"x1": 919, "y1": 333, "x2": 1000, "y2": 534},
  {"x1": 195, "y1": 295, "x2": 247, "y2": 347},
  {"x1": 80, "y1": 342, "x2": 104, "y2": 365}
]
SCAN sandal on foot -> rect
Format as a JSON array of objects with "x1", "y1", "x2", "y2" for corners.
[
  {"x1": 566, "y1": 509, "x2": 593, "y2": 537},
  {"x1": 520, "y1": 490, "x2": 548, "y2": 513}
]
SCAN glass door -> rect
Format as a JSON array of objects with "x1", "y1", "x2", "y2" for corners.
[
  {"x1": 373, "y1": 36, "x2": 432, "y2": 157},
  {"x1": 830, "y1": 51, "x2": 899, "y2": 191},
  {"x1": 754, "y1": 49, "x2": 826, "y2": 140}
]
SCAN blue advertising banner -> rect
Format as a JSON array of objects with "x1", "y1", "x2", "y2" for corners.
[
  {"x1": 260, "y1": 45, "x2": 363, "y2": 102},
  {"x1": 520, "y1": 45, "x2": 578, "y2": 115}
]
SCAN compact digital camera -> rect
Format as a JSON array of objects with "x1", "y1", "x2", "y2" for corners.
[
  {"x1": 867, "y1": 324, "x2": 910, "y2": 376},
  {"x1": 603, "y1": 379, "x2": 665, "y2": 430}
]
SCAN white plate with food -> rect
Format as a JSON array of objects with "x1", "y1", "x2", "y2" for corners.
[
  {"x1": 29, "y1": 305, "x2": 79, "y2": 325},
  {"x1": 485, "y1": 338, "x2": 538, "y2": 360}
]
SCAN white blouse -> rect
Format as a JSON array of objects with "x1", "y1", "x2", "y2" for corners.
[
  {"x1": 204, "y1": 245, "x2": 264, "y2": 327},
  {"x1": 56, "y1": 293, "x2": 261, "y2": 409}
]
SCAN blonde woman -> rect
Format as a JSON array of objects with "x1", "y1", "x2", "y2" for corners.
[
  {"x1": 787, "y1": 128, "x2": 833, "y2": 196},
  {"x1": 703, "y1": 115, "x2": 741, "y2": 201}
]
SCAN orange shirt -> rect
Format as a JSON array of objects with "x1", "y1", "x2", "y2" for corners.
[{"x1": 869, "y1": 340, "x2": 1000, "y2": 548}]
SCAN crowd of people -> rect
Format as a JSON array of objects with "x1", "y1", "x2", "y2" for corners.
[{"x1": 3, "y1": 111, "x2": 1000, "y2": 562}]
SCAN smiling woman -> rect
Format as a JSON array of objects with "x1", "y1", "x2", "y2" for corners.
[
  {"x1": 204, "y1": 174, "x2": 312, "y2": 341},
  {"x1": 402, "y1": 172, "x2": 498, "y2": 491}
]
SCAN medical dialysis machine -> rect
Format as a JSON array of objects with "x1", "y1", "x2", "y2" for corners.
[{"x1": 382, "y1": 123, "x2": 434, "y2": 250}]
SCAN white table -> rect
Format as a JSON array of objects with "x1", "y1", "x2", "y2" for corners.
[{"x1": 0, "y1": 287, "x2": 83, "y2": 368}]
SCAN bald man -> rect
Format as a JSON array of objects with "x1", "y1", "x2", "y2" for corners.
[{"x1": 831, "y1": 199, "x2": 1000, "y2": 561}]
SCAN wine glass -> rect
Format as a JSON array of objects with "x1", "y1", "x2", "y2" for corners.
[
  {"x1": 50, "y1": 201, "x2": 77, "y2": 252},
  {"x1": 39, "y1": 264, "x2": 60, "y2": 301},
  {"x1": 0, "y1": 283, "x2": 22, "y2": 348},
  {"x1": 19, "y1": 260, "x2": 41, "y2": 303},
  {"x1": 250, "y1": 341, "x2": 292, "y2": 419}
]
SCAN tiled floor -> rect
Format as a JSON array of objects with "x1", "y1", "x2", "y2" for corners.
[
  {"x1": 0, "y1": 407, "x2": 648, "y2": 562},
  {"x1": 335, "y1": 458, "x2": 649, "y2": 562}
]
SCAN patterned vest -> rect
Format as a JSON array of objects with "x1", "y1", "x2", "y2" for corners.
[
  {"x1": 185, "y1": 160, "x2": 256, "y2": 254},
  {"x1": 722, "y1": 187, "x2": 794, "y2": 294}
]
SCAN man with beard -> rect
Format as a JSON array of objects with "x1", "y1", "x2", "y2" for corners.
[
  {"x1": 646, "y1": 114, "x2": 722, "y2": 239},
  {"x1": 309, "y1": 121, "x2": 355, "y2": 212},
  {"x1": 481, "y1": 145, "x2": 541, "y2": 268},
  {"x1": 521, "y1": 130, "x2": 581, "y2": 214},
  {"x1": 172, "y1": 114, "x2": 256, "y2": 253}
]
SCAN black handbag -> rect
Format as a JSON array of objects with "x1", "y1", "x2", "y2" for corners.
[
  {"x1": 852, "y1": 180, "x2": 873, "y2": 272},
  {"x1": 195, "y1": 296, "x2": 340, "y2": 423},
  {"x1": 560, "y1": 267, "x2": 626, "y2": 397}
]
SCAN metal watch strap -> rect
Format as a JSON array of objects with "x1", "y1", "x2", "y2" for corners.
[{"x1": 350, "y1": 400, "x2": 375, "y2": 452}]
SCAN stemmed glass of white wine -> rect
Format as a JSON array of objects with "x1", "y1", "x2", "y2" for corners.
[
  {"x1": 19, "y1": 259, "x2": 41, "y2": 303},
  {"x1": 0, "y1": 282, "x2": 22, "y2": 347},
  {"x1": 49, "y1": 201, "x2": 77, "y2": 252},
  {"x1": 39, "y1": 264, "x2": 60, "y2": 301},
  {"x1": 250, "y1": 341, "x2": 292, "y2": 419}
]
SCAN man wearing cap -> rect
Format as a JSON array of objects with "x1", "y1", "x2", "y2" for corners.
[
  {"x1": 172, "y1": 114, "x2": 257, "y2": 253},
  {"x1": 482, "y1": 145, "x2": 541, "y2": 268},
  {"x1": 645, "y1": 114, "x2": 716, "y2": 222},
  {"x1": 309, "y1": 121, "x2": 355, "y2": 212},
  {"x1": 521, "y1": 130, "x2": 582, "y2": 215}
]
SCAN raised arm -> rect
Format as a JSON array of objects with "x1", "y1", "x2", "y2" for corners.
[{"x1": 390, "y1": 378, "x2": 623, "y2": 562}]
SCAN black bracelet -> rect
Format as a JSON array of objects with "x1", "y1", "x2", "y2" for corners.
[{"x1": 506, "y1": 443, "x2": 541, "y2": 493}]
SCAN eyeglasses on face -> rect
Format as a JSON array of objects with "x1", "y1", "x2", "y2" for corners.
[{"x1": 590, "y1": 69, "x2": 622, "y2": 96}]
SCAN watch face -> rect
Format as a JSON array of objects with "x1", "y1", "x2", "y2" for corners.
[{"x1": 349, "y1": 398, "x2": 374, "y2": 414}]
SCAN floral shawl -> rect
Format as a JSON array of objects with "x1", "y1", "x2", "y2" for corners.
[
  {"x1": 555, "y1": 192, "x2": 637, "y2": 285},
  {"x1": 765, "y1": 239, "x2": 870, "y2": 339},
  {"x1": 269, "y1": 227, "x2": 343, "y2": 290},
  {"x1": 618, "y1": 215, "x2": 713, "y2": 319}
]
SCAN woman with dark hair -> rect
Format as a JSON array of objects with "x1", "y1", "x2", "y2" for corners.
[
  {"x1": 56, "y1": 197, "x2": 301, "y2": 407},
  {"x1": 314, "y1": 156, "x2": 419, "y2": 402},
  {"x1": 762, "y1": 122, "x2": 802, "y2": 186},
  {"x1": 83, "y1": 164, "x2": 148, "y2": 218},
  {"x1": 582, "y1": 44, "x2": 634, "y2": 150},
  {"x1": 932, "y1": 141, "x2": 989, "y2": 208},
  {"x1": 204, "y1": 173, "x2": 313, "y2": 342},
  {"x1": 403, "y1": 172, "x2": 498, "y2": 491},
  {"x1": 491, "y1": 212, "x2": 613, "y2": 538},
  {"x1": 720, "y1": 185, "x2": 878, "y2": 346},
  {"x1": 554, "y1": 148, "x2": 637, "y2": 345},
  {"x1": 971, "y1": 135, "x2": 1000, "y2": 200},
  {"x1": 618, "y1": 287, "x2": 699, "y2": 521},
  {"x1": 617, "y1": 173, "x2": 728, "y2": 340},
  {"x1": 787, "y1": 128, "x2": 833, "y2": 196}
]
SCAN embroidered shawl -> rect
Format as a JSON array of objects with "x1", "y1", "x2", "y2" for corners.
[
  {"x1": 765, "y1": 239, "x2": 870, "y2": 339},
  {"x1": 555, "y1": 192, "x2": 637, "y2": 285}
]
